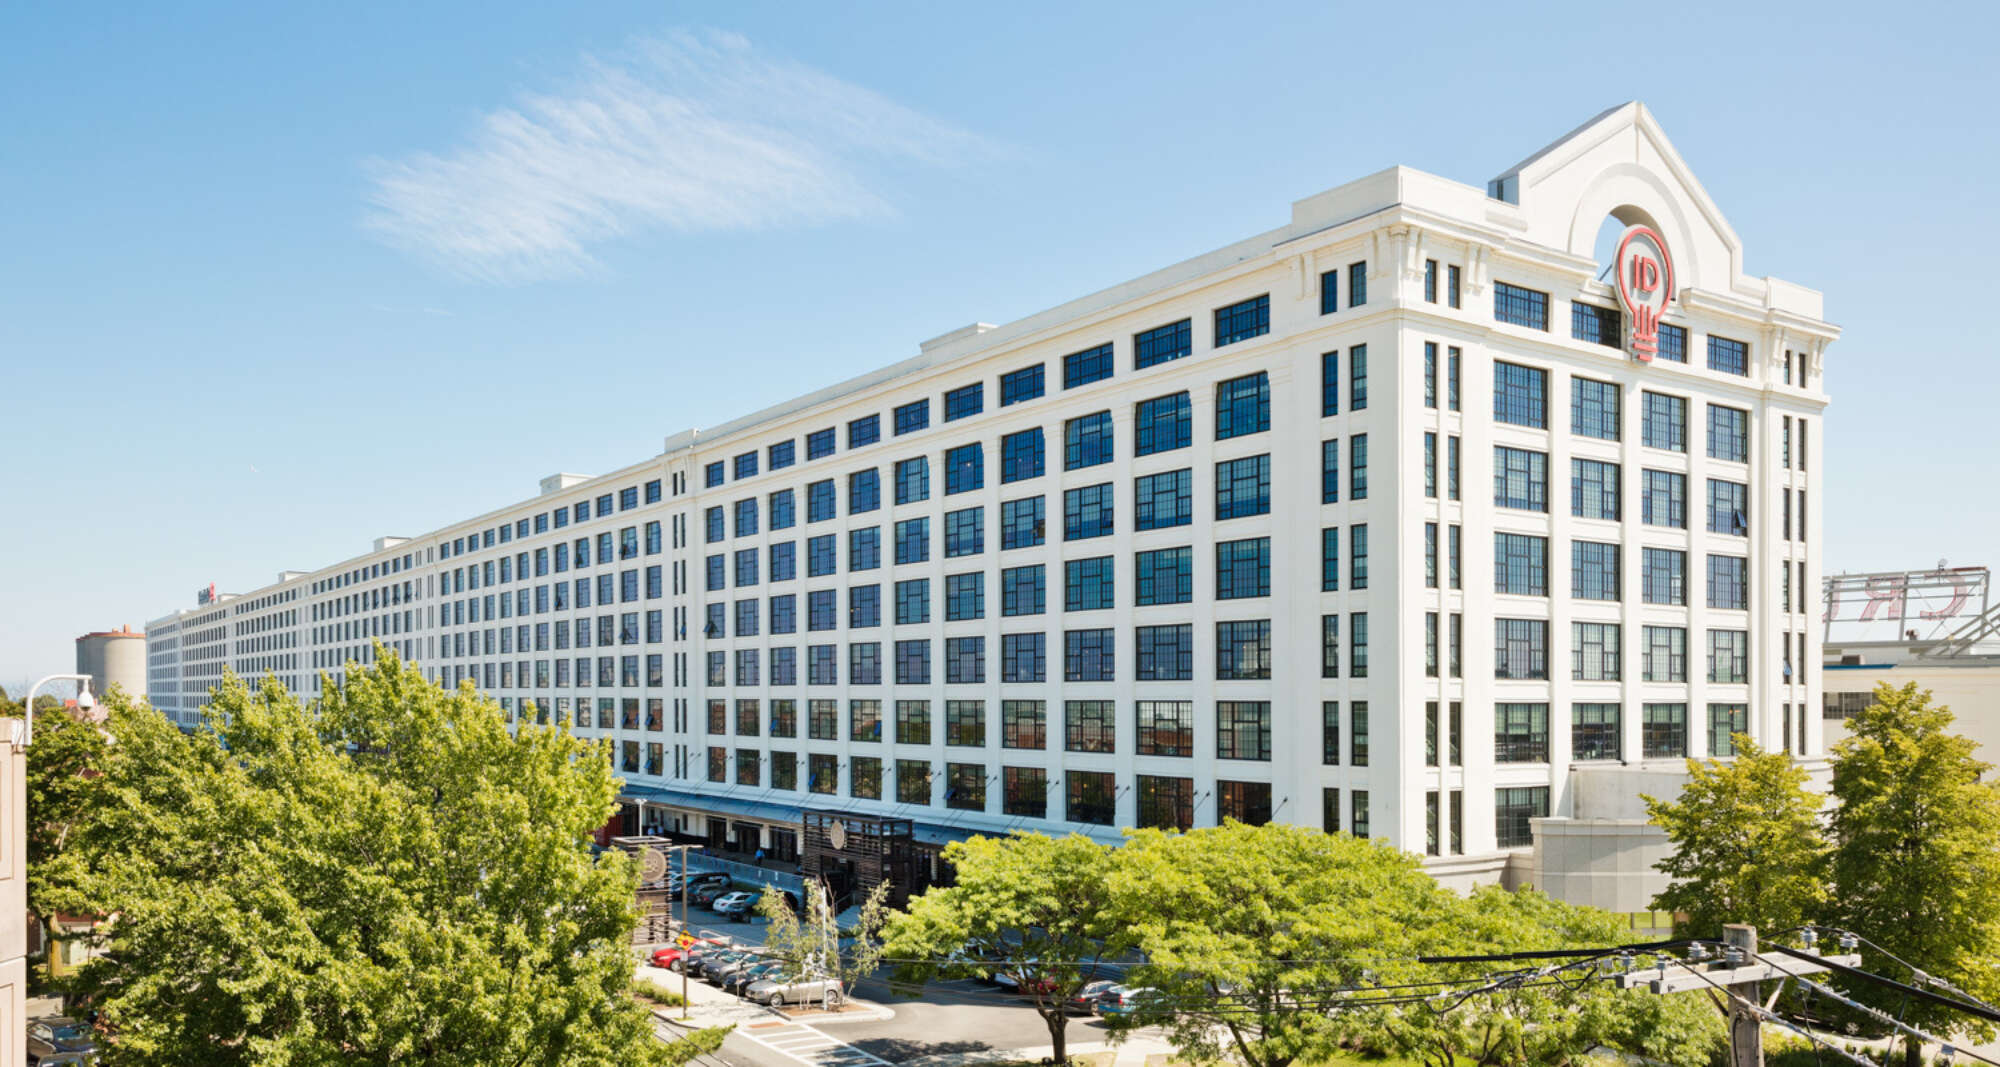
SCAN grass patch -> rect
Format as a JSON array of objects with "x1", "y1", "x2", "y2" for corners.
[{"x1": 630, "y1": 976, "x2": 688, "y2": 1008}]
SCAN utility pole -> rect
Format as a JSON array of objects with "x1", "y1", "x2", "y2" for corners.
[
  {"x1": 1618, "y1": 923, "x2": 1860, "y2": 1067},
  {"x1": 1724, "y1": 924, "x2": 1762, "y2": 1067},
  {"x1": 664, "y1": 851, "x2": 696, "y2": 1023},
  {"x1": 673, "y1": 844, "x2": 694, "y2": 1020}
]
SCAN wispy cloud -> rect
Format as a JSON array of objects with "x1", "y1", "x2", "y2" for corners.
[{"x1": 364, "y1": 29, "x2": 990, "y2": 283}]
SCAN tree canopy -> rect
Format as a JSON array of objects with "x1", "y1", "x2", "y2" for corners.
[
  {"x1": 1343, "y1": 885, "x2": 1720, "y2": 1067},
  {"x1": 759, "y1": 878, "x2": 891, "y2": 998},
  {"x1": 882, "y1": 833, "x2": 1121, "y2": 1063},
  {"x1": 1102, "y1": 821, "x2": 1461, "y2": 1067},
  {"x1": 53, "y1": 652, "x2": 708, "y2": 1066},
  {"x1": 1644, "y1": 734, "x2": 1828, "y2": 939},
  {"x1": 1827, "y1": 682, "x2": 2000, "y2": 1066},
  {"x1": 24, "y1": 693, "x2": 112, "y2": 931}
]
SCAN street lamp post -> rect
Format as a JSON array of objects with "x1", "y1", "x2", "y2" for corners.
[
  {"x1": 659, "y1": 843, "x2": 697, "y2": 1020},
  {"x1": 13, "y1": 675, "x2": 95, "y2": 748},
  {"x1": 6, "y1": 673, "x2": 92, "y2": 1059}
]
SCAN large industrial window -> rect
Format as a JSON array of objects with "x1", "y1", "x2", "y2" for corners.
[
  {"x1": 1134, "y1": 318, "x2": 1192, "y2": 369},
  {"x1": 1494, "y1": 447, "x2": 1549, "y2": 512},
  {"x1": 1494, "y1": 619, "x2": 1549, "y2": 680},
  {"x1": 1494, "y1": 533, "x2": 1548, "y2": 597},
  {"x1": 1644, "y1": 703, "x2": 1687, "y2": 758},
  {"x1": 1707, "y1": 335, "x2": 1749, "y2": 376},
  {"x1": 1496, "y1": 786, "x2": 1550, "y2": 847},
  {"x1": 1707, "y1": 404, "x2": 1749, "y2": 462},
  {"x1": 1495, "y1": 703, "x2": 1550, "y2": 763},
  {"x1": 1214, "y1": 294, "x2": 1271, "y2": 347},
  {"x1": 1571, "y1": 301, "x2": 1622, "y2": 347},
  {"x1": 1573, "y1": 703, "x2": 1622, "y2": 761},
  {"x1": 1494, "y1": 282, "x2": 1550, "y2": 330},
  {"x1": 1494, "y1": 362, "x2": 1548, "y2": 427},
  {"x1": 1215, "y1": 372, "x2": 1271, "y2": 439},
  {"x1": 1572, "y1": 378, "x2": 1620, "y2": 440},
  {"x1": 1134, "y1": 392, "x2": 1192, "y2": 455},
  {"x1": 1573, "y1": 623, "x2": 1621, "y2": 681},
  {"x1": 1063, "y1": 343, "x2": 1114, "y2": 389},
  {"x1": 1642, "y1": 391, "x2": 1688, "y2": 452},
  {"x1": 1572, "y1": 541, "x2": 1620, "y2": 601}
]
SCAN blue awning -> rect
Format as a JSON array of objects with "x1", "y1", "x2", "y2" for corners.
[
  {"x1": 617, "y1": 785, "x2": 804, "y2": 825},
  {"x1": 615, "y1": 787, "x2": 1098, "y2": 848}
]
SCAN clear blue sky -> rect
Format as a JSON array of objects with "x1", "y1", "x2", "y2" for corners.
[{"x1": 2, "y1": 0, "x2": 1993, "y2": 690}]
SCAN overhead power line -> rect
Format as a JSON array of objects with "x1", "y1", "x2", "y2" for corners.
[
  {"x1": 1781, "y1": 968, "x2": 2000, "y2": 1067},
  {"x1": 1770, "y1": 946, "x2": 2000, "y2": 1026}
]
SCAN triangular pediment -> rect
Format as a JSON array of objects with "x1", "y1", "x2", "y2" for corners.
[{"x1": 1489, "y1": 101, "x2": 1745, "y2": 295}]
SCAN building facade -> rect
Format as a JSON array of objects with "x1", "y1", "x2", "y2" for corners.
[
  {"x1": 144, "y1": 103, "x2": 1834, "y2": 909},
  {"x1": 75, "y1": 626, "x2": 147, "y2": 708}
]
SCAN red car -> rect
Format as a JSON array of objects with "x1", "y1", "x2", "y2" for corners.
[{"x1": 650, "y1": 936, "x2": 729, "y2": 972}]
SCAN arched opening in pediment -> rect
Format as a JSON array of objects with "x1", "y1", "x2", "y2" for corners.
[{"x1": 1590, "y1": 205, "x2": 1667, "y2": 281}]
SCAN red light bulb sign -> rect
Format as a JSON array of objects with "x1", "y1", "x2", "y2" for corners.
[{"x1": 1614, "y1": 225, "x2": 1675, "y2": 362}]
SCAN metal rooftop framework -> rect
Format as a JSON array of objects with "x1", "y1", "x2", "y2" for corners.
[{"x1": 1823, "y1": 565, "x2": 2000, "y2": 661}]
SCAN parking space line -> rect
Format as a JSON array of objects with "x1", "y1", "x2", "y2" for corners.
[{"x1": 737, "y1": 1019, "x2": 891, "y2": 1067}]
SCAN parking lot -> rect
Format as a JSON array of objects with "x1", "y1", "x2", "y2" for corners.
[{"x1": 642, "y1": 907, "x2": 1158, "y2": 1067}]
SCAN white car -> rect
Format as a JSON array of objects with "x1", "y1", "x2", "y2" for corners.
[
  {"x1": 745, "y1": 973, "x2": 844, "y2": 1009},
  {"x1": 710, "y1": 891, "x2": 759, "y2": 917}
]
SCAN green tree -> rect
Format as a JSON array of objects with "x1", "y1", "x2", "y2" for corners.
[
  {"x1": 757, "y1": 878, "x2": 891, "y2": 1002},
  {"x1": 1351, "y1": 885, "x2": 1721, "y2": 1067},
  {"x1": 1103, "y1": 822, "x2": 1460, "y2": 1067},
  {"x1": 1643, "y1": 734, "x2": 1828, "y2": 939},
  {"x1": 22, "y1": 696, "x2": 112, "y2": 935},
  {"x1": 55, "y1": 651, "x2": 718, "y2": 1066},
  {"x1": 883, "y1": 833, "x2": 1122, "y2": 1064},
  {"x1": 1827, "y1": 682, "x2": 2000, "y2": 1067}
]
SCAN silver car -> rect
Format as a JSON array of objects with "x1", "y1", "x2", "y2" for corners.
[{"x1": 744, "y1": 972, "x2": 844, "y2": 1009}]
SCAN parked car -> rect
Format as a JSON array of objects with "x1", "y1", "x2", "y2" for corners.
[
  {"x1": 1066, "y1": 979, "x2": 1119, "y2": 1015},
  {"x1": 671, "y1": 871, "x2": 729, "y2": 896},
  {"x1": 1095, "y1": 986, "x2": 1158, "y2": 1017},
  {"x1": 690, "y1": 884, "x2": 732, "y2": 907},
  {"x1": 745, "y1": 972, "x2": 844, "y2": 1010},
  {"x1": 725, "y1": 960, "x2": 785, "y2": 994},
  {"x1": 711, "y1": 891, "x2": 759, "y2": 918},
  {"x1": 649, "y1": 934, "x2": 728, "y2": 973},
  {"x1": 994, "y1": 961, "x2": 1057, "y2": 996},
  {"x1": 693, "y1": 950, "x2": 742, "y2": 981},
  {"x1": 708, "y1": 952, "x2": 768, "y2": 985},
  {"x1": 26, "y1": 1016, "x2": 98, "y2": 1065},
  {"x1": 700, "y1": 950, "x2": 758, "y2": 982},
  {"x1": 946, "y1": 942, "x2": 1001, "y2": 982}
]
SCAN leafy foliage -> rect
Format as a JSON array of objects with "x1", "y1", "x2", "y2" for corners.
[
  {"x1": 758, "y1": 877, "x2": 891, "y2": 994},
  {"x1": 1346, "y1": 886, "x2": 1720, "y2": 1067},
  {"x1": 628, "y1": 976, "x2": 687, "y2": 1007},
  {"x1": 54, "y1": 652, "x2": 703, "y2": 1066},
  {"x1": 23, "y1": 697, "x2": 112, "y2": 929},
  {"x1": 1644, "y1": 734, "x2": 1828, "y2": 939},
  {"x1": 883, "y1": 833, "x2": 1121, "y2": 1063},
  {"x1": 1101, "y1": 822, "x2": 1460, "y2": 1067},
  {"x1": 1827, "y1": 682, "x2": 2000, "y2": 1065}
]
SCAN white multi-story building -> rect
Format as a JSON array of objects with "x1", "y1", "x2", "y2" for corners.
[{"x1": 144, "y1": 103, "x2": 1834, "y2": 910}]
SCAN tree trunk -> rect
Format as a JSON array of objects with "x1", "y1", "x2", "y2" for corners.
[
  {"x1": 1904, "y1": 1034, "x2": 1924, "y2": 1067},
  {"x1": 1044, "y1": 1009, "x2": 1066, "y2": 1065}
]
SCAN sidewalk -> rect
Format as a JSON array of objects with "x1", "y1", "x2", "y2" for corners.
[{"x1": 641, "y1": 963, "x2": 894, "y2": 1030}]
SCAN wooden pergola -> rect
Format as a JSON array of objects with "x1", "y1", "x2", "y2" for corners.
[{"x1": 799, "y1": 810, "x2": 936, "y2": 908}]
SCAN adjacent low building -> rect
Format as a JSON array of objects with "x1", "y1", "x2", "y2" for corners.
[
  {"x1": 1822, "y1": 565, "x2": 2000, "y2": 759},
  {"x1": 144, "y1": 102, "x2": 1835, "y2": 911}
]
